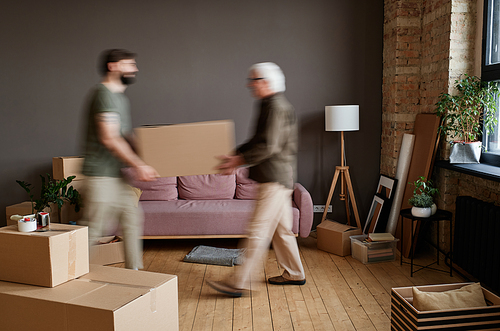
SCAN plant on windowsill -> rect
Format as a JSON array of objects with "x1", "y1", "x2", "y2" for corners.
[
  {"x1": 408, "y1": 176, "x2": 439, "y2": 218},
  {"x1": 16, "y1": 174, "x2": 82, "y2": 222},
  {"x1": 435, "y1": 74, "x2": 499, "y2": 164}
]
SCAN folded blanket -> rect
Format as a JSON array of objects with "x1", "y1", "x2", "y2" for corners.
[{"x1": 183, "y1": 245, "x2": 244, "y2": 267}]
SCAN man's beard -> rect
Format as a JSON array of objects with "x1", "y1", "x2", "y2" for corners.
[{"x1": 121, "y1": 75, "x2": 136, "y2": 85}]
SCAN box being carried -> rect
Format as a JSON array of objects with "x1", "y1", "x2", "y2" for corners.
[
  {"x1": 391, "y1": 283, "x2": 500, "y2": 330},
  {"x1": 0, "y1": 265, "x2": 179, "y2": 331},
  {"x1": 0, "y1": 224, "x2": 89, "y2": 287},
  {"x1": 350, "y1": 234, "x2": 398, "y2": 264},
  {"x1": 316, "y1": 220, "x2": 362, "y2": 256},
  {"x1": 135, "y1": 120, "x2": 235, "y2": 178}
]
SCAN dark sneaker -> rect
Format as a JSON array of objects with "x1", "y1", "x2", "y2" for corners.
[
  {"x1": 206, "y1": 280, "x2": 243, "y2": 297},
  {"x1": 268, "y1": 275, "x2": 306, "y2": 285}
]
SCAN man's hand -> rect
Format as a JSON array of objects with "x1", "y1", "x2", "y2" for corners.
[
  {"x1": 217, "y1": 154, "x2": 245, "y2": 175},
  {"x1": 134, "y1": 165, "x2": 160, "y2": 182}
]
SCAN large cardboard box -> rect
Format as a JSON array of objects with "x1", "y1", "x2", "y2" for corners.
[
  {"x1": 0, "y1": 265, "x2": 179, "y2": 331},
  {"x1": 391, "y1": 283, "x2": 500, "y2": 330},
  {"x1": 52, "y1": 156, "x2": 85, "y2": 180},
  {"x1": 0, "y1": 224, "x2": 89, "y2": 287},
  {"x1": 135, "y1": 120, "x2": 235, "y2": 177},
  {"x1": 90, "y1": 236, "x2": 125, "y2": 265},
  {"x1": 316, "y1": 220, "x2": 362, "y2": 256}
]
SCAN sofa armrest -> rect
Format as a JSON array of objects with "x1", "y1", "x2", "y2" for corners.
[{"x1": 293, "y1": 183, "x2": 313, "y2": 238}]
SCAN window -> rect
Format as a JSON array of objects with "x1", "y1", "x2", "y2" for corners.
[{"x1": 482, "y1": 0, "x2": 500, "y2": 162}]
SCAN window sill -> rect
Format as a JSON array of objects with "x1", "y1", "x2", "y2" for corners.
[{"x1": 435, "y1": 160, "x2": 500, "y2": 182}]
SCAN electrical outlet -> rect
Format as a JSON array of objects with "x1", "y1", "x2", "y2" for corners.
[{"x1": 313, "y1": 205, "x2": 332, "y2": 213}]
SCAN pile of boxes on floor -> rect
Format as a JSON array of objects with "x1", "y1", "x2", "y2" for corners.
[
  {"x1": 316, "y1": 219, "x2": 399, "y2": 263},
  {"x1": 0, "y1": 223, "x2": 179, "y2": 331},
  {"x1": 316, "y1": 219, "x2": 500, "y2": 330},
  {"x1": 2, "y1": 157, "x2": 180, "y2": 331}
]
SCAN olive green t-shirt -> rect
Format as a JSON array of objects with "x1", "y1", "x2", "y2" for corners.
[{"x1": 81, "y1": 84, "x2": 132, "y2": 177}]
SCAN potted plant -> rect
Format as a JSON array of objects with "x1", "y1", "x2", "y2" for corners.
[
  {"x1": 16, "y1": 174, "x2": 82, "y2": 222},
  {"x1": 408, "y1": 176, "x2": 439, "y2": 217},
  {"x1": 435, "y1": 74, "x2": 499, "y2": 163}
]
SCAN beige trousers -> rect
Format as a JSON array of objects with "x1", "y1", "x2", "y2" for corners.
[
  {"x1": 233, "y1": 182, "x2": 305, "y2": 290},
  {"x1": 82, "y1": 177, "x2": 143, "y2": 269}
]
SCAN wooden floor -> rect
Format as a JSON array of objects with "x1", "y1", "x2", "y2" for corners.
[{"x1": 110, "y1": 233, "x2": 464, "y2": 331}]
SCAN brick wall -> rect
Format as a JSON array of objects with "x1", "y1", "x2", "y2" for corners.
[{"x1": 382, "y1": 0, "x2": 500, "y2": 253}]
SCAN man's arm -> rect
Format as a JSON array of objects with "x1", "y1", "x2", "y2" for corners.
[
  {"x1": 217, "y1": 154, "x2": 246, "y2": 175},
  {"x1": 96, "y1": 112, "x2": 159, "y2": 181}
]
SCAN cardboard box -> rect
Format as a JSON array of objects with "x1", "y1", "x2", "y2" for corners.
[
  {"x1": 350, "y1": 234, "x2": 398, "y2": 264},
  {"x1": 90, "y1": 236, "x2": 125, "y2": 265},
  {"x1": 135, "y1": 120, "x2": 235, "y2": 177},
  {"x1": 0, "y1": 224, "x2": 89, "y2": 287},
  {"x1": 316, "y1": 220, "x2": 362, "y2": 256},
  {"x1": 52, "y1": 156, "x2": 85, "y2": 180},
  {"x1": 6, "y1": 201, "x2": 34, "y2": 225},
  {"x1": 0, "y1": 265, "x2": 179, "y2": 331},
  {"x1": 391, "y1": 283, "x2": 500, "y2": 330}
]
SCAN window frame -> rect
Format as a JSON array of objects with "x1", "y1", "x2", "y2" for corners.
[{"x1": 481, "y1": 0, "x2": 500, "y2": 165}]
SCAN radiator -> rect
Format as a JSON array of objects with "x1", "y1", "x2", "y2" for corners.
[{"x1": 454, "y1": 196, "x2": 500, "y2": 295}]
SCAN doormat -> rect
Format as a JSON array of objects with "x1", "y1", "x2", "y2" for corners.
[{"x1": 183, "y1": 245, "x2": 244, "y2": 267}]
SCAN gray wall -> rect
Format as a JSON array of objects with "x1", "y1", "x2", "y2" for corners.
[{"x1": 0, "y1": 0, "x2": 383, "y2": 228}]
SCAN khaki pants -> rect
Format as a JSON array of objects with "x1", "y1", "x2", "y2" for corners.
[
  {"x1": 82, "y1": 177, "x2": 143, "y2": 269},
  {"x1": 233, "y1": 182, "x2": 305, "y2": 290}
]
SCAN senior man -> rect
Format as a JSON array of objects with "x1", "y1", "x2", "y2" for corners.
[{"x1": 207, "y1": 62, "x2": 305, "y2": 297}]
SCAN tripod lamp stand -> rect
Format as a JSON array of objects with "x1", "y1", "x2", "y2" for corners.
[{"x1": 321, "y1": 105, "x2": 361, "y2": 229}]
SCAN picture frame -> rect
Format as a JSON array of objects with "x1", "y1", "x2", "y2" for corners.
[
  {"x1": 376, "y1": 175, "x2": 397, "y2": 200},
  {"x1": 363, "y1": 195, "x2": 385, "y2": 234}
]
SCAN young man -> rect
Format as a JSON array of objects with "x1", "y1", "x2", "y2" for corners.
[
  {"x1": 81, "y1": 49, "x2": 159, "y2": 270},
  {"x1": 207, "y1": 62, "x2": 306, "y2": 297}
]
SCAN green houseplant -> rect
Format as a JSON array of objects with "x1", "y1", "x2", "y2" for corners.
[
  {"x1": 408, "y1": 176, "x2": 439, "y2": 218},
  {"x1": 435, "y1": 74, "x2": 500, "y2": 163},
  {"x1": 16, "y1": 174, "x2": 82, "y2": 221}
]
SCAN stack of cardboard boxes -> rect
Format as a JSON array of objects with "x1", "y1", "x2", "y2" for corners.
[{"x1": 0, "y1": 224, "x2": 179, "y2": 331}]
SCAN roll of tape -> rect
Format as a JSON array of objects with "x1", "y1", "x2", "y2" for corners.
[{"x1": 18, "y1": 218, "x2": 37, "y2": 232}]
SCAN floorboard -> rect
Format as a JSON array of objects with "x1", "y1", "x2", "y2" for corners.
[{"x1": 107, "y1": 234, "x2": 465, "y2": 331}]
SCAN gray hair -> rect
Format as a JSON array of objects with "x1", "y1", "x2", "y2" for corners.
[{"x1": 249, "y1": 62, "x2": 286, "y2": 93}]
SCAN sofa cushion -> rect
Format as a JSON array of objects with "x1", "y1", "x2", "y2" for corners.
[
  {"x1": 178, "y1": 173, "x2": 236, "y2": 200},
  {"x1": 121, "y1": 167, "x2": 178, "y2": 201},
  {"x1": 412, "y1": 283, "x2": 487, "y2": 311},
  {"x1": 235, "y1": 167, "x2": 260, "y2": 200}
]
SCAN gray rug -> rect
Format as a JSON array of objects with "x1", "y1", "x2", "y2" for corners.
[{"x1": 183, "y1": 245, "x2": 244, "y2": 267}]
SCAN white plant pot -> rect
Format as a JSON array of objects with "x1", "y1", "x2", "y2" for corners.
[
  {"x1": 431, "y1": 203, "x2": 437, "y2": 215},
  {"x1": 449, "y1": 141, "x2": 481, "y2": 164},
  {"x1": 411, "y1": 206, "x2": 431, "y2": 218}
]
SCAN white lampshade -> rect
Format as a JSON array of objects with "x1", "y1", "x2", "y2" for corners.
[{"x1": 325, "y1": 105, "x2": 359, "y2": 131}]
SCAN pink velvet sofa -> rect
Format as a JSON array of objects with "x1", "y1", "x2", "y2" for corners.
[{"x1": 125, "y1": 168, "x2": 313, "y2": 239}]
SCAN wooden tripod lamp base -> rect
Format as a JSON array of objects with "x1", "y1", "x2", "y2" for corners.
[
  {"x1": 322, "y1": 105, "x2": 360, "y2": 229},
  {"x1": 320, "y1": 165, "x2": 361, "y2": 229}
]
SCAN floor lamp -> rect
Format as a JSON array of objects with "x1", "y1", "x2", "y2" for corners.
[{"x1": 321, "y1": 105, "x2": 362, "y2": 229}]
